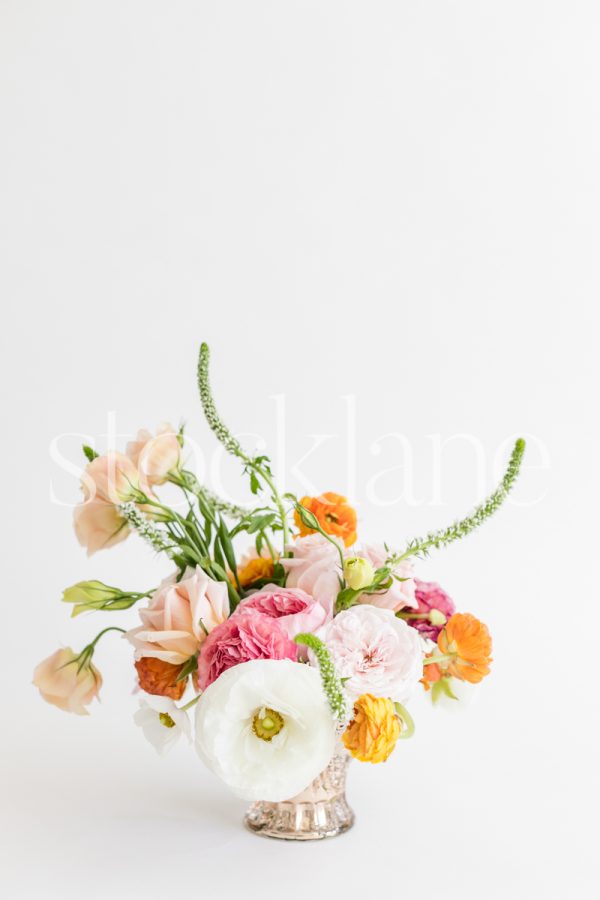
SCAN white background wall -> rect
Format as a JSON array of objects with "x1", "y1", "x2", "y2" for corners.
[{"x1": 1, "y1": 2, "x2": 598, "y2": 898}]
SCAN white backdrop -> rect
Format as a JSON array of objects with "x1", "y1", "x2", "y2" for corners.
[{"x1": 1, "y1": 2, "x2": 598, "y2": 898}]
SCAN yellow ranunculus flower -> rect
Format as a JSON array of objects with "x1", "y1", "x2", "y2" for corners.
[{"x1": 342, "y1": 694, "x2": 400, "y2": 763}]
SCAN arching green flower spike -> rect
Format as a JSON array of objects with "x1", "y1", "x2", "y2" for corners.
[
  {"x1": 197, "y1": 343, "x2": 291, "y2": 547},
  {"x1": 389, "y1": 438, "x2": 526, "y2": 564},
  {"x1": 294, "y1": 633, "x2": 347, "y2": 722},
  {"x1": 197, "y1": 343, "x2": 251, "y2": 462}
]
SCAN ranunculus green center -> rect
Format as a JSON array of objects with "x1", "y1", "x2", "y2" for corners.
[
  {"x1": 252, "y1": 707, "x2": 284, "y2": 741},
  {"x1": 159, "y1": 712, "x2": 176, "y2": 729}
]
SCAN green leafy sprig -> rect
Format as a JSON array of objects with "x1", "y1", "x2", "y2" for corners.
[{"x1": 388, "y1": 437, "x2": 526, "y2": 564}]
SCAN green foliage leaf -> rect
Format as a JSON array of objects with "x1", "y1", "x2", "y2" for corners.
[
  {"x1": 82, "y1": 445, "x2": 99, "y2": 462},
  {"x1": 175, "y1": 653, "x2": 198, "y2": 682}
]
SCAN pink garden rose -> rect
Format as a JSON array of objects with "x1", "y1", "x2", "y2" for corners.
[
  {"x1": 317, "y1": 604, "x2": 423, "y2": 703},
  {"x1": 412, "y1": 579, "x2": 456, "y2": 640},
  {"x1": 197, "y1": 612, "x2": 298, "y2": 690},
  {"x1": 349, "y1": 543, "x2": 418, "y2": 612},
  {"x1": 33, "y1": 648, "x2": 102, "y2": 716},
  {"x1": 235, "y1": 586, "x2": 327, "y2": 639},
  {"x1": 126, "y1": 423, "x2": 181, "y2": 487},
  {"x1": 281, "y1": 534, "x2": 342, "y2": 617},
  {"x1": 126, "y1": 567, "x2": 230, "y2": 665}
]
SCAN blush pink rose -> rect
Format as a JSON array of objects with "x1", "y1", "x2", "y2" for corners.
[
  {"x1": 412, "y1": 579, "x2": 456, "y2": 640},
  {"x1": 281, "y1": 534, "x2": 342, "y2": 618},
  {"x1": 317, "y1": 604, "x2": 423, "y2": 703},
  {"x1": 126, "y1": 567, "x2": 230, "y2": 665},
  {"x1": 197, "y1": 613, "x2": 298, "y2": 690},
  {"x1": 348, "y1": 543, "x2": 418, "y2": 612},
  {"x1": 235, "y1": 586, "x2": 327, "y2": 639}
]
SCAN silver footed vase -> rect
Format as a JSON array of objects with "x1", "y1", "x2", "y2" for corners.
[{"x1": 244, "y1": 748, "x2": 354, "y2": 840}]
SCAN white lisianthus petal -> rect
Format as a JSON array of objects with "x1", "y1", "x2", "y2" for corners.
[
  {"x1": 195, "y1": 659, "x2": 335, "y2": 802},
  {"x1": 134, "y1": 693, "x2": 191, "y2": 756}
]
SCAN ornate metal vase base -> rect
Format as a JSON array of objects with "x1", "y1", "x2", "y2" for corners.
[{"x1": 244, "y1": 750, "x2": 354, "y2": 841}]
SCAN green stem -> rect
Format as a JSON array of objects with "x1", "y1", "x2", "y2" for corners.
[
  {"x1": 257, "y1": 465, "x2": 290, "y2": 548},
  {"x1": 179, "y1": 694, "x2": 201, "y2": 712},
  {"x1": 262, "y1": 531, "x2": 278, "y2": 562},
  {"x1": 423, "y1": 653, "x2": 454, "y2": 666},
  {"x1": 396, "y1": 611, "x2": 431, "y2": 620},
  {"x1": 394, "y1": 702, "x2": 415, "y2": 739},
  {"x1": 88, "y1": 626, "x2": 126, "y2": 648}
]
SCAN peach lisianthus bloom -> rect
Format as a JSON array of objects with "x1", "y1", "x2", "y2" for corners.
[
  {"x1": 438, "y1": 613, "x2": 493, "y2": 684},
  {"x1": 342, "y1": 694, "x2": 400, "y2": 763},
  {"x1": 81, "y1": 451, "x2": 140, "y2": 504},
  {"x1": 74, "y1": 497, "x2": 129, "y2": 556},
  {"x1": 73, "y1": 451, "x2": 139, "y2": 555},
  {"x1": 126, "y1": 423, "x2": 181, "y2": 487},
  {"x1": 294, "y1": 492, "x2": 357, "y2": 547},
  {"x1": 126, "y1": 567, "x2": 229, "y2": 665},
  {"x1": 33, "y1": 648, "x2": 102, "y2": 715}
]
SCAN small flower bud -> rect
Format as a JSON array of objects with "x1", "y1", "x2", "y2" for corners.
[
  {"x1": 343, "y1": 557, "x2": 375, "y2": 591},
  {"x1": 428, "y1": 608, "x2": 447, "y2": 627}
]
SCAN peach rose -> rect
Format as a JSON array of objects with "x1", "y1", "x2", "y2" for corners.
[
  {"x1": 126, "y1": 567, "x2": 230, "y2": 665},
  {"x1": 33, "y1": 648, "x2": 102, "y2": 715},
  {"x1": 126, "y1": 423, "x2": 181, "y2": 487}
]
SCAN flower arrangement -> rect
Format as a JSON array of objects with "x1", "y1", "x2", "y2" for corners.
[{"x1": 34, "y1": 344, "x2": 525, "y2": 838}]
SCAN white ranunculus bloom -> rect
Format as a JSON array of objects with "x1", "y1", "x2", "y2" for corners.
[
  {"x1": 134, "y1": 693, "x2": 192, "y2": 756},
  {"x1": 195, "y1": 659, "x2": 336, "y2": 801}
]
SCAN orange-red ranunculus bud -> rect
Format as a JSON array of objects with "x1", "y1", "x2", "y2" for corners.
[{"x1": 135, "y1": 657, "x2": 187, "y2": 700}]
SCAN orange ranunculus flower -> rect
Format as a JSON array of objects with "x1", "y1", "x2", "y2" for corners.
[
  {"x1": 342, "y1": 694, "x2": 400, "y2": 763},
  {"x1": 421, "y1": 661, "x2": 442, "y2": 691},
  {"x1": 135, "y1": 657, "x2": 187, "y2": 700},
  {"x1": 437, "y1": 612, "x2": 493, "y2": 684},
  {"x1": 295, "y1": 492, "x2": 357, "y2": 547},
  {"x1": 237, "y1": 556, "x2": 275, "y2": 588}
]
